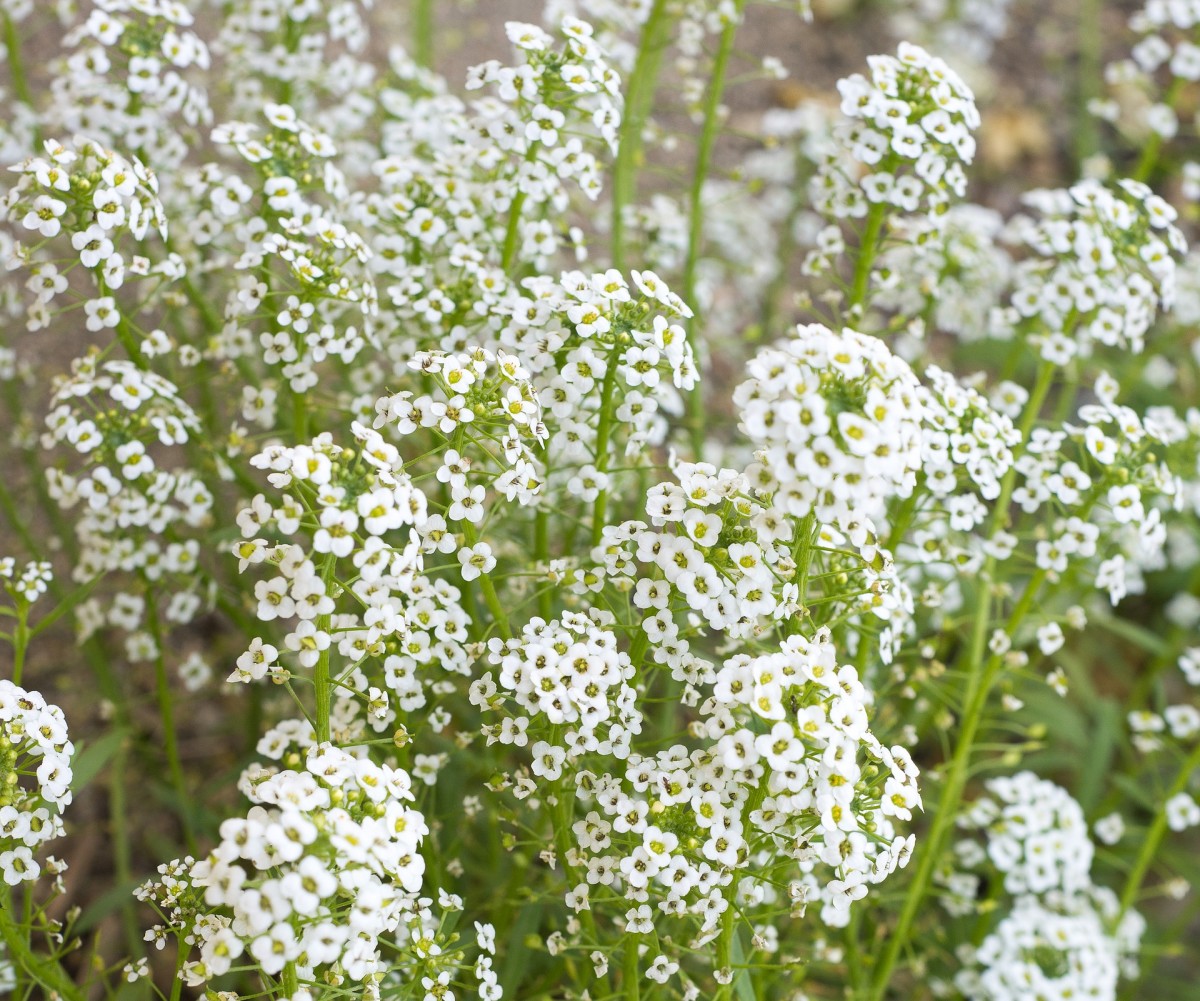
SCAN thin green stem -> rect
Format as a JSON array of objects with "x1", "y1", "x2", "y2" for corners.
[
  {"x1": 610, "y1": 0, "x2": 673, "y2": 272},
  {"x1": 534, "y1": 503, "x2": 552, "y2": 621},
  {"x1": 462, "y1": 522, "x2": 511, "y2": 639},
  {"x1": 1133, "y1": 76, "x2": 1184, "y2": 183},
  {"x1": 412, "y1": 0, "x2": 434, "y2": 69},
  {"x1": 281, "y1": 960, "x2": 300, "y2": 997},
  {"x1": 683, "y1": 0, "x2": 747, "y2": 459},
  {"x1": 11, "y1": 604, "x2": 28, "y2": 686},
  {"x1": 1119, "y1": 738, "x2": 1200, "y2": 918},
  {"x1": 713, "y1": 894, "x2": 737, "y2": 1001},
  {"x1": 314, "y1": 554, "x2": 336, "y2": 743},
  {"x1": 867, "y1": 363, "x2": 1055, "y2": 1000},
  {"x1": 590, "y1": 343, "x2": 622, "y2": 546},
  {"x1": 623, "y1": 932, "x2": 641, "y2": 1000},
  {"x1": 1073, "y1": 0, "x2": 1102, "y2": 168},
  {"x1": 849, "y1": 201, "x2": 887, "y2": 312},
  {"x1": 146, "y1": 587, "x2": 196, "y2": 854},
  {"x1": 3, "y1": 13, "x2": 35, "y2": 111},
  {"x1": 0, "y1": 886, "x2": 84, "y2": 1001}
]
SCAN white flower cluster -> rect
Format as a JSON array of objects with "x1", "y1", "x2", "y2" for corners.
[
  {"x1": 707, "y1": 627, "x2": 920, "y2": 927},
  {"x1": 873, "y1": 205, "x2": 1012, "y2": 341},
  {"x1": 0, "y1": 681, "x2": 73, "y2": 886},
  {"x1": 143, "y1": 743, "x2": 428, "y2": 988},
  {"x1": 374, "y1": 345, "x2": 547, "y2": 511},
  {"x1": 55, "y1": 0, "x2": 211, "y2": 166},
  {"x1": 474, "y1": 611, "x2": 642, "y2": 763},
  {"x1": 813, "y1": 42, "x2": 979, "y2": 221},
  {"x1": 997, "y1": 179, "x2": 1186, "y2": 359},
  {"x1": 956, "y1": 772, "x2": 1093, "y2": 896},
  {"x1": 957, "y1": 890, "x2": 1144, "y2": 1001},
  {"x1": 236, "y1": 423, "x2": 427, "y2": 679},
  {"x1": 0, "y1": 558, "x2": 53, "y2": 605},
  {"x1": 951, "y1": 774, "x2": 1143, "y2": 1001},
  {"x1": 42, "y1": 359, "x2": 209, "y2": 602},
  {"x1": 920, "y1": 365, "x2": 1021, "y2": 504},
  {"x1": 3, "y1": 137, "x2": 171, "y2": 330},
  {"x1": 210, "y1": 104, "x2": 377, "y2": 393},
  {"x1": 1013, "y1": 371, "x2": 1196, "y2": 605},
  {"x1": 1093, "y1": 1, "x2": 1200, "y2": 147},
  {"x1": 735, "y1": 323, "x2": 924, "y2": 551}
]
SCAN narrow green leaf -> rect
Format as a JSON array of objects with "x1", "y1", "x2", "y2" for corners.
[{"x1": 69, "y1": 729, "x2": 127, "y2": 795}]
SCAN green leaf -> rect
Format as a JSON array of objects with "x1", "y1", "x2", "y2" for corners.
[
  {"x1": 1077, "y1": 700, "x2": 1121, "y2": 814},
  {"x1": 69, "y1": 729, "x2": 128, "y2": 795},
  {"x1": 30, "y1": 574, "x2": 104, "y2": 639},
  {"x1": 1090, "y1": 611, "x2": 1170, "y2": 657},
  {"x1": 72, "y1": 877, "x2": 146, "y2": 935},
  {"x1": 730, "y1": 924, "x2": 756, "y2": 1001}
]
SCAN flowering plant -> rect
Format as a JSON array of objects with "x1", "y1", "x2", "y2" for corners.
[{"x1": 2, "y1": 2, "x2": 1199, "y2": 1000}]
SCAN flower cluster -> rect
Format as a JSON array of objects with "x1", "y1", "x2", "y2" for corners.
[
  {"x1": 42, "y1": 358, "x2": 209, "y2": 588},
  {"x1": 4, "y1": 137, "x2": 170, "y2": 325},
  {"x1": 474, "y1": 611, "x2": 641, "y2": 762},
  {"x1": 706, "y1": 628, "x2": 920, "y2": 928},
  {"x1": 997, "y1": 178, "x2": 1186, "y2": 359},
  {"x1": 735, "y1": 323, "x2": 924, "y2": 551},
  {"x1": 950, "y1": 775, "x2": 1144, "y2": 1001},
  {"x1": 142, "y1": 743, "x2": 429, "y2": 988},
  {"x1": 813, "y1": 42, "x2": 979, "y2": 221},
  {"x1": 0, "y1": 681, "x2": 73, "y2": 886}
]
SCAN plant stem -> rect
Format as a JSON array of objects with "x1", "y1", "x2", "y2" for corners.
[
  {"x1": 462, "y1": 522, "x2": 511, "y2": 639},
  {"x1": 849, "y1": 201, "x2": 887, "y2": 312},
  {"x1": 1118, "y1": 738, "x2": 1200, "y2": 919},
  {"x1": 412, "y1": 0, "x2": 434, "y2": 69},
  {"x1": 11, "y1": 603, "x2": 28, "y2": 686},
  {"x1": 714, "y1": 895, "x2": 737, "y2": 1000},
  {"x1": 0, "y1": 886, "x2": 83, "y2": 1001},
  {"x1": 314, "y1": 554, "x2": 336, "y2": 743},
  {"x1": 3, "y1": 13, "x2": 35, "y2": 111},
  {"x1": 867, "y1": 363, "x2": 1055, "y2": 1000},
  {"x1": 683, "y1": 0, "x2": 747, "y2": 459},
  {"x1": 1133, "y1": 77, "x2": 1184, "y2": 183},
  {"x1": 623, "y1": 932, "x2": 641, "y2": 1000},
  {"x1": 590, "y1": 342, "x2": 623, "y2": 546},
  {"x1": 610, "y1": 0, "x2": 673, "y2": 272},
  {"x1": 1073, "y1": 0, "x2": 1102, "y2": 168},
  {"x1": 146, "y1": 587, "x2": 196, "y2": 854},
  {"x1": 534, "y1": 503, "x2": 552, "y2": 621},
  {"x1": 281, "y1": 960, "x2": 300, "y2": 997}
]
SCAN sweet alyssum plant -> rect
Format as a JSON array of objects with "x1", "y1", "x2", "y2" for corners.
[{"x1": 1, "y1": 1, "x2": 1199, "y2": 1000}]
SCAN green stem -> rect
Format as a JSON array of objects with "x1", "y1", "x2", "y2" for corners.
[
  {"x1": 146, "y1": 587, "x2": 196, "y2": 854},
  {"x1": 1118, "y1": 738, "x2": 1200, "y2": 918},
  {"x1": 610, "y1": 0, "x2": 674, "y2": 272},
  {"x1": 849, "y1": 201, "x2": 887, "y2": 312},
  {"x1": 0, "y1": 886, "x2": 84, "y2": 1001},
  {"x1": 589, "y1": 342, "x2": 622, "y2": 546},
  {"x1": 11, "y1": 604, "x2": 27, "y2": 686},
  {"x1": 534, "y1": 503, "x2": 552, "y2": 621},
  {"x1": 1133, "y1": 77, "x2": 1184, "y2": 183},
  {"x1": 281, "y1": 960, "x2": 299, "y2": 997},
  {"x1": 412, "y1": 0, "x2": 434, "y2": 69},
  {"x1": 623, "y1": 932, "x2": 641, "y2": 1000},
  {"x1": 1073, "y1": 0, "x2": 1102, "y2": 168},
  {"x1": 683, "y1": 0, "x2": 747, "y2": 459},
  {"x1": 291, "y1": 387, "x2": 309, "y2": 442},
  {"x1": 462, "y1": 522, "x2": 511, "y2": 639},
  {"x1": 3, "y1": 13, "x2": 34, "y2": 110},
  {"x1": 713, "y1": 896, "x2": 737, "y2": 1000},
  {"x1": 314, "y1": 554, "x2": 336, "y2": 743},
  {"x1": 867, "y1": 363, "x2": 1055, "y2": 1000}
]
